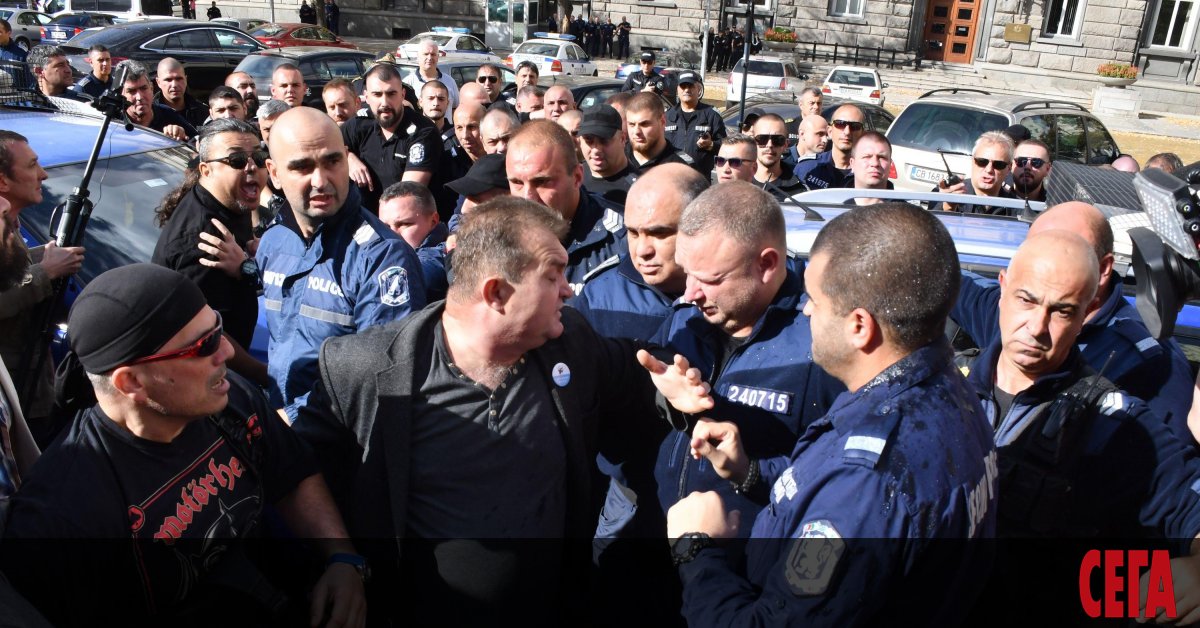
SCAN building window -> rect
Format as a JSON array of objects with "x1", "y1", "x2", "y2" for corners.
[
  {"x1": 726, "y1": 0, "x2": 772, "y2": 11},
  {"x1": 1041, "y1": 0, "x2": 1084, "y2": 39},
  {"x1": 1148, "y1": 0, "x2": 1197, "y2": 48},
  {"x1": 828, "y1": 0, "x2": 864, "y2": 17}
]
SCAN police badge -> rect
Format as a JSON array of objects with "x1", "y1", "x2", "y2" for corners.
[
  {"x1": 377, "y1": 266, "x2": 410, "y2": 307},
  {"x1": 783, "y1": 520, "x2": 845, "y2": 596},
  {"x1": 409, "y1": 144, "x2": 425, "y2": 166}
]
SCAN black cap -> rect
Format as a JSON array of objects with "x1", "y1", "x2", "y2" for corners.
[
  {"x1": 676, "y1": 70, "x2": 702, "y2": 86},
  {"x1": 578, "y1": 104, "x2": 622, "y2": 138},
  {"x1": 447, "y1": 153, "x2": 509, "y2": 198},
  {"x1": 68, "y1": 264, "x2": 209, "y2": 373},
  {"x1": 741, "y1": 107, "x2": 767, "y2": 130},
  {"x1": 1003, "y1": 123, "x2": 1031, "y2": 144},
  {"x1": 640, "y1": 51, "x2": 656, "y2": 62}
]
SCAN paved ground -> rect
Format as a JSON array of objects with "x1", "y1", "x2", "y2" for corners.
[{"x1": 347, "y1": 35, "x2": 1200, "y2": 166}]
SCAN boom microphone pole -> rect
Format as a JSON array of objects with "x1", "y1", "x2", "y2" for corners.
[{"x1": 17, "y1": 64, "x2": 134, "y2": 412}]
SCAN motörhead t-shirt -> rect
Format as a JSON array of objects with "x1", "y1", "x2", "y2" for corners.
[{"x1": 1, "y1": 372, "x2": 316, "y2": 625}]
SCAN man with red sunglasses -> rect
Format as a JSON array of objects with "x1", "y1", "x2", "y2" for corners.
[{"x1": 4, "y1": 264, "x2": 368, "y2": 627}]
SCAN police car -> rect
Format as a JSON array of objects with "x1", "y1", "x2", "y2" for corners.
[
  {"x1": 395, "y1": 27, "x2": 502, "y2": 63},
  {"x1": 505, "y1": 32, "x2": 597, "y2": 77}
]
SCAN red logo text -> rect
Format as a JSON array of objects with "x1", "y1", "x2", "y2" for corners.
[{"x1": 1079, "y1": 549, "x2": 1176, "y2": 619}]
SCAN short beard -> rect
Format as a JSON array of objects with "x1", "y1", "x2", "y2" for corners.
[{"x1": 0, "y1": 232, "x2": 32, "y2": 292}]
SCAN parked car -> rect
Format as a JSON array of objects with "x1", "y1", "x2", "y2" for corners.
[
  {"x1": 612, "y1": 52, "x2": 698, "y2": 103},
  {"x1": 821, "y1": 65, "x2": 886, "y2": 106},
  {"x1": 249, "y1": 22, "x2": 357, "y2": 50},
  {"x1": 235, "y1": 46, "x2": 374, "y2": 108},
  {"x1": 505, "y1": 32, "x2": 596, "y2": 77},
  {"x1": 721, "y1": 92, "x2": 895, "y2": 146},
  {"x1": 389, "y1": 57, "x2": 516, "y2": 92},
  {"x1": 395, "y1": 27, "x2": 501, "y2": 63},
  {"x1": 211, "y1": 16, "x2": 269, "y2": 32},
  {"x1": 0, "y1": 8, "x2": 51, "y2": 51},
  {"x1": 725, "y1": 55, "x2": 806, "y2": 108},
  {"x1": 61, "y1": 20, "x2": 266, "y2": 97},
  {"x1": 886, "y1": 88, "x2": 1122, "y2": 192},
  {"x1": 537, "y1": 74, "x2": 672, "y2": 110},
  {"x1": 41, "y1": 11, "x2": 115, "y2": 43}
]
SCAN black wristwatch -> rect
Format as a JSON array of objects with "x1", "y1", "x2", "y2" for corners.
[
  {"x1": 240, "y1": 256, "x2": 259, "y2": 281},
  {"x1": 327, "y1": 552, "x2": 371, "y2": 583},
  {"x1": 671, "y1": 532, "x2": 715, "y2": 566}
]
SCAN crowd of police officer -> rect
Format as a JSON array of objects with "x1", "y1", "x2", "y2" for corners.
[{"x1": 2, "y1": 40, "x2": 1200, "y2": 627}]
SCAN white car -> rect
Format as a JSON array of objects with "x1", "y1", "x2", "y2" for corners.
[
  {"x1": 396, "y1": 27, "x2": 501, "y2": 63},
  {"x1": 505, "y1": 33, "x2": 596, "y2": 77},
  {"x1": 725, "y1": 55, "x2": 806, "y2": 108},
  {"x1": 821, "y1": 65, "x2": 886, "y2": 106}
]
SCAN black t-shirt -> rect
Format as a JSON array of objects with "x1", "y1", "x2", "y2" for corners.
[
  {"x1": 146, "y1": 102, "x2": 197, "y2": 139},
  {"x1": 429, "y1": 122, "x2": 472, "y2": 223},
  {"x1": 993, "y1": 384, "x2": 1016, "y2": 423},
  {"x1": 628, "y1": 140, "x2": 691, "y2": 175},
  {"x1": 583, "y1": 162, "x2": 638, "y2": 204},
  {"x1": 152, "y1": 184, "x2": 259, "y2": 350},
  {"x1": 2, "y1": 373, "x2": 317, "y2": 625},
  {"x1": 341, "y1": 109, "x2": 442, "y2": 212}
]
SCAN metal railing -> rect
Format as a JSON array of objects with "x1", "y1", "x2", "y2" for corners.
[{"x1": 785, "y1": 40, "x2": 921, "y2": 70}]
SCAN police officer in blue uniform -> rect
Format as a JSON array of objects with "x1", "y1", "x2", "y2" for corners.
[
  {"x1": 258, "y1": 107, "x2": 426, "y2": 421},
  {"x1": 665, "y1": 71, "x2": 726, "y2": 175},
  {"x1": 506, "y1": 120, "x2": 625, "y2": 296},
  {"x1": 955, "y1": 229, "x2": 1200, "y2": 625},
  {"x1": 793, "y1": 103, "x2": 864, "y2": 190},
  {"x1": 622, "y1": 51, "x2": 663, "y2": 93},
  {"x1": 951, "y1": 202, "x2": 1195, "y2": 448},
  {"x1": 649, "y1": 181, "x2": 843, "y2": 533},
  {"x1": 667, "y1": 202, "x2": 997, "y2": 627}
]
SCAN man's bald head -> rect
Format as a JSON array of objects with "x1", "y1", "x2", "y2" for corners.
[
  {"x1": 459, "y1": 82, "x2": 491, "y2": 108},
  {"x1": 266, "y1": 107, "x2": 351, "y2": 227},
  {"x1": 623, "y1": 163, "x2": 709, "y2": 295},
  {"x1": 1030, "y1": 201, "x2": 1114, "y2": 264},
  {"x1": 157, "y1": 57, "x2": 183, "y2": 74},
  {"x1": 798, "y1": 115, "x2": 827, "y2": 134},
  {"x1": 1009, "y1": 230, "x2": 1100, "y2": 301}
]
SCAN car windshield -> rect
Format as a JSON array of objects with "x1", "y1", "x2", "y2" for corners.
[
  {"x1": 0, "y1": 10, "x2": 11, "y2": 19},
  {"x1": 251, "y1": 24, "x2": 287, "y2": 37},
  {"x1": 516, "y1": 42, "x2": 559, "y2": 56},
  {"x1": 732, "y1": 59, "x2": 783, "y2": 76},
  {"x1": 407, "y1": 34, "x2": 452, "y2": 46},
  {"x1": 20, "y1": 147, "x2": 192, "y2": 284},
  {"x1": 828, "y1": 70, "x2": 876, "y2": 86},
  {"x1": 237, "y1": 54, "x2": 294, "y2": 84},
  {"x1": 887, "y1": 102, "x2": 1008, "y2": 155}
]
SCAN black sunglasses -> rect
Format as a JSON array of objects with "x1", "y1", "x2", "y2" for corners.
[
  {"x1": 973, "y1": 157, "x2": 1010, "y2": 170},
  {"x1": 831, "y1": 119, "x2": 864, "y2": 132},
  {"x1": 715, "y1": 156, "x2": 750, "y2": 168},
  {"x1": 477, "y1": 75, "x2": 500, "y2": 84},
  {"x1": 127, "y1": 313, "x2": 224, "y2": 366},
  {"x1": 1014, "y1": 156, "x2": 1046, "y2": 169},
  {"x1": 754, "y1": 134, "x2": 786, "y2": 147},
  {"x1": 205, "y1": 150, "x2": 268, "y2": 170}
]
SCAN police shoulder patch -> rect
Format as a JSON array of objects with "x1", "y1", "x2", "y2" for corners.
[
  {"x1": 353, "y1": 223, "x2": 378, "y2": 245},
  {"x1": 678, "y1": 151, "x2": 694, "y2": 164},
  {"x1": 409, "y1": 143, "x2": 426, "y2": 166},
  {"x1": 784, "y1": 520, "x2": 845, "y2": 597},
  {"x1": 377, "y1": 266, "x2": 410, "y2": 307}
]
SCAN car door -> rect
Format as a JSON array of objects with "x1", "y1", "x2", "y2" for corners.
[
  {"x1": 572, "y1": 43, "x2": 593, "y2": 75},
  {"x1": 564, "y1": 44, "x2": 579, "y2": 75},
  {"x1": 1083, "y1": 116, "x2": 1120, "y2": 165},
  {"x1": 17, "y1": 12, "x2": 47, "y2": 46}
]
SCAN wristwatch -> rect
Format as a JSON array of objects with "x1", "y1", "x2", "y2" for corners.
[
  {"x1": 327, "y1": 552, "x2": 371, "y2": 583},
  {"x1": 671, "y1": 532, "x2": 715, "y2": 566},
  {"x1": 240, "y1": 256, "x2": 260, "y2": 282}
]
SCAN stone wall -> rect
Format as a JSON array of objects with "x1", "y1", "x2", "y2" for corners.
[
  {"x1": 776, "y1": 0, "x2": 914, "y2": 49},
  {"x1": 984, "y1": 0, "x2": 1143, "y2": 74}
]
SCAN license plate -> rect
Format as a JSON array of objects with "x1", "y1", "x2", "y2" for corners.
[
  {"x1": 50, "y1": 31, "x2": 64, "y2": 39},
  {"x1": 910, "y1": 165, "x2": 945, "y2": 184}
]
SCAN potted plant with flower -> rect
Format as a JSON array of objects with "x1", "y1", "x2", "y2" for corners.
[
  {"x1": 1097, "y1": 62, "x2": 1138, "y2": 88},
  {"x1": 763, "y1": 26, "x2": 798, "y2": 51}
]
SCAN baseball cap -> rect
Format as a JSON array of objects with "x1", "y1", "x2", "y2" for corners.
[
  {"x1": 447, "y1": 153, "x2": 509, "y2": 198},
  {"x1": 1003, "y1": 123, "x2": 1032, "y2": 144},
  {"x1": 676, "y1": 71, "x2": 703, "y2": 86},
  {"x1": 640, "y1": 51, "x2": 656, "y2": 62},
  {"x1": 741, "y1": 107, "x2": 767, "y2": 130},
  {"x1": 578, "y1": 105, "x2": 622, "y2": 138}
]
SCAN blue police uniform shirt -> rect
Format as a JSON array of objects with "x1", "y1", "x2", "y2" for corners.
[
  {"x1": 952, "y1": 270, "x2": 1196, "y2": 448},
  {"x1": 792, "y1": 151, "x2": 851, "y2": 190},
  {"x1": 652, "y1": 268, "x2": 844, "y2": 524},
  {"x1": 257, "y1": 186, "x2": 427, "y2": 421},
  {"x1": 0, "y1": 42, "x2": 27, "y2": 63},
  {"x1": 964, "y1": 340, "x2": 1200, "y2": 545},
  {"x1": 565, "y1": 189, "x2": 627, "y2": 296},
  {"x1": 677, "y1": 341, "x2": 998, "y2": 627},
  {"x1": 71, "y1": 72, "x2": 111, "y2": 100},
  {"x1": 416, "y1": 222, "x2": 449, "y2": 303},
  {"x1": 572, "y1": 255, "x2": 682, "y2": 342}
]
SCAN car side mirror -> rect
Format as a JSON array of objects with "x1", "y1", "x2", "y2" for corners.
[{"x1": 883, "y1": 82, "x2": 889, "y2": 88}]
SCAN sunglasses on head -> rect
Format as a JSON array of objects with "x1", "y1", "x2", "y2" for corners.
[
  {"x1": 754, "y1": 134, "x2": 786, "y2": 147},
  {"x1": 715, "y1": 156, "x2": 750, "y2": 168},
  {"x1": 1014, "y1": 156, "x2": 1046, "y2": 169},
  {"x1": 831, "y1": 119, "x2": 864, "y2": 132},
  {"x1": 973, "y1": 157, "x2": 1009, "y2": 170},
  {"x1": 205, "y1": 150, "x2": 268, "y2": 170},
  {"x1": 477, "y1": 75, "x2": 499, "y2": 84},
  {"x1": 127, "y1": 313, "x2": 224, "y2": 366}
]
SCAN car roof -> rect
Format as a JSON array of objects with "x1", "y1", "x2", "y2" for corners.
[
  {"x1": 0, "y1": 107, "x2": 180, "y2": 166},
  {"x1": 257, "y1": 46, "x2": 371, "y2": 57},
  {"x1": 913, "y1": 89, "x2": 1094, "y2": 116},
  {"x1": 538, "y1": 75, "x2": 620, "y2": 87}
]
